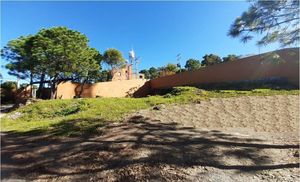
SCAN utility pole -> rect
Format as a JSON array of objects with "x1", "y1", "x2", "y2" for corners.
[
  {"x1": 129, "y1": 48, "x2": 141, "y2": 79},
  {"x1": 135, "y1": 57, "x2": 140, "y2": 79},
  {"x1": 129, "y1": 49, "x2": 135, "y2": 79},
  {"x1": 177, "y1": 53, "x2": 181, "y2": 73}
]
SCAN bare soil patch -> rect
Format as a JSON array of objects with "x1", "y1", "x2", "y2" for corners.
[
  {"x1": 1, "y1": 95, "x2": 299, "y2": 181},
  {"x1": 136, "y1": 95, "x2": 299, "y2": 133}
]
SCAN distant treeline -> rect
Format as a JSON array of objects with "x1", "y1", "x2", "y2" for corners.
[{"x1": 139, "y1": 54, "x2": 239, "y2": 79}]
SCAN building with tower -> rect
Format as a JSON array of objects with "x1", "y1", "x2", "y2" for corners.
[{"x1": 111, "y1": 49, "x2": 145, "y2": 81}]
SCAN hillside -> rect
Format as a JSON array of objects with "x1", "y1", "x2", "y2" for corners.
[
  {"x1": 1, "y1": 89, "x2": 299, "y2": 181},
  {"x1": 1, "y1": 88, "x2": 299, "y2": 135}
]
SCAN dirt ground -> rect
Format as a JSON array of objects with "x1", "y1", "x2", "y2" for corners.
[
  {"x1": 137, "y1": 95, "x2": 299, "y2": 133},
  {"x1": 1, "y1": 95, "x2": 299, "y2": 181}
]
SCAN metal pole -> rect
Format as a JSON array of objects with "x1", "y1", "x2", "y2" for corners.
[{"x1": 177, "y1": 53, "x2": 181, "y2": 73}]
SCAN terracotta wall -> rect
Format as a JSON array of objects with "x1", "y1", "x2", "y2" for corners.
[
  {"x1": 150, "y1": 48, "x2": 299, "y2": 89},
  {"x1": 56, "y1": 79, "x2": 148, "y2": 99},
  {"x1": 56, "y1": 48, "x2": 298, "y2": 99},
  {"x1": 111, "y1": 64, "x2": 133, "y2": 81}
]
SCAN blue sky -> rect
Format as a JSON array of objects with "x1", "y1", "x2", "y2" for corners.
[{"x1": 1, "y1": 1, "x2": 280, "y2": 82}]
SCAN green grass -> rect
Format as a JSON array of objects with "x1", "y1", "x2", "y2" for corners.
[{"x1": 1, "y1": 87, "x2": 299, "y2": 136}]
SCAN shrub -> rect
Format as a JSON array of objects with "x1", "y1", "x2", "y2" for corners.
[{"x1": 1, "y1": 81, "x2": 17, "y2": 103}]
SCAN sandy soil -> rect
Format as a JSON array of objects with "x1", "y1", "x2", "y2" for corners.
[
  {"x1": 136, "y1": 95, "x2": 299, "y2": 133},
  {"x1": 1, "y1": 95, "x2": 299, "y2": 181}
]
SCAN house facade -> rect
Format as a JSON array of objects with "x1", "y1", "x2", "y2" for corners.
[{"x1": 111, "y1": 64, "x2": 144, "y2": 81}]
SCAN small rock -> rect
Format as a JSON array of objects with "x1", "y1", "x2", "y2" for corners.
[
  {"x1": 294, "y1": 150, "x2": 299, "y2": 157},
  {"x1": 9, "y1": 112, "x2": 22, "y2": 120},
  {"x1": 153, "y1": 104, "x2": 166, "y2": 110},
  {"x1": 153, "y1": 106, "x2": 160, "y2": 110},
  {"x1": 194, "y1": 100, "x2": 201, "y2": 104}
]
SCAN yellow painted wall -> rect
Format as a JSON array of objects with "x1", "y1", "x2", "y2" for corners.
[{"x1": 56, "y1": 79, "x2": 148, "y2": 99}]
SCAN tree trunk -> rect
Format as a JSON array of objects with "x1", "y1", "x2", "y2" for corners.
[
  {"x1": 30, "y1": 73, "x2": 33, "y2": 98},
  {"x1": 38, "y1": 73, "x2": 45, "y2": 98},
  {"x1": 50, "y1": 75, "x2": 58, "y2": 99},
  {"x1": 78, "y1": 79, "x2": 87, "y2": 97},
  {"x1": 50, "y1": 82, "x2": 58, "y2": 99}
]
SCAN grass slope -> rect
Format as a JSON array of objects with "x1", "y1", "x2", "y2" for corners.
[{"x1": 1, "y1": 87, "x2": 299, "y2": 136}]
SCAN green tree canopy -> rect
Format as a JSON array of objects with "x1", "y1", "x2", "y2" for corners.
[
  {"x1": 228, "y1": 0, "x2": 299, "y2": 47},
  {"x1": 139, "y1": 69, "x2": 150, "y2": 79},
  {"x1": 148, "y1": 67, "x2": 159, "y2": 79},
  {"x1": 163, "y1": 63, "x2": 179, "y2": 73},
  {"x1": 97, "y1": 70, "x2": 112, "y2": 82},
  {"x1": 164, "y1": 63, "x2": 179, "y2": 73},
  {"x1": 1, "y1": 36, "x2": 37, "y2": 80},
  {"x1": 1, "y1": 81, "x2": 17, "y2": 90},
  {"x1": 31, "y1": 27, "x2": 102, "y2": 98},
  {"x1": 0, "y1": 81, "x2": 18, "y2": 103},
  {"x1": 159, "y1": 63, "x2": 179, "y2": 77},
  {"x1": 76, "y1": 48, "x2": 102, "y2": 82},
  {"x1": 222, "y1": 54, "x2": 239, "y2": 62},
  {"x1": 138, "y1": 67, "x2": 161, "y2": 79},
  {"x1": 201, "y1": 54, "x2": 222, "y2": 66},
  {"x1": 1, "y1": 26, "x2": 102, "y2": 99},
  {"x1": 185, "y1": 59, "x2": 201, "y2": 71},
  {"x1": 103, "y1": 48, "x2": 126, "y2": 69}
]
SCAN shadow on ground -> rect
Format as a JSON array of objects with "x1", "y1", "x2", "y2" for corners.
[{"x1": 1, "y1": 115, "x2": 299, "y2": 181}]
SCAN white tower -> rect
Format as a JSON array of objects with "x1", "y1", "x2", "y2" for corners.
[
  {"x1": 129, "y1": 49, "x2": 135, "y2": 64},
  {"x1": 129, "y1": 48, "x2": 141, "y2": 79}
]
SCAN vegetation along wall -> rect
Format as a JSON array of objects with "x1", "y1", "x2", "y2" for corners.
[{"x1": 150, "y1": 48, "x2": 299, "y2": 90}]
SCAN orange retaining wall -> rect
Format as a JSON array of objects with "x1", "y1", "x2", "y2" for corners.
[
  {"x1": 56, "y1": 48, "x2": 298, "y2": 99},
  {"x1": 150, "y1": 48, "x2": 299, "y2": 89},
  {"x1": 57, "y1": 79, "x2": 148, "y2": 99}
]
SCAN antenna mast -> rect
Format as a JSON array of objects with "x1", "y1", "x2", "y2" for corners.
[
  {"x1": 177, "y1": 53, "x2": 181, "y2": 73},
  {"x1": 129, "y1": 48, "x2": 141, "y2": 79},
  {"x1": 135, "y1": 57, "x2": 140, "y2": 79}
]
